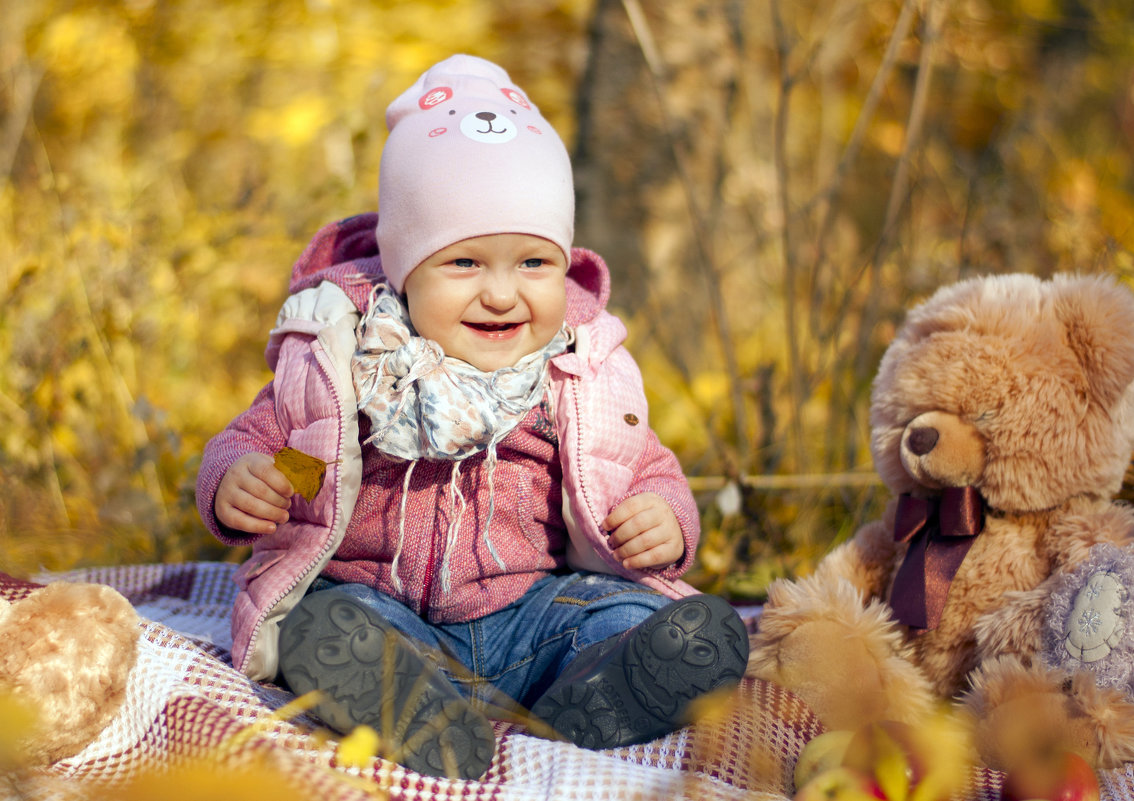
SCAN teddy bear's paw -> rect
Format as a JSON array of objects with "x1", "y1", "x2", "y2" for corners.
[
  {"x1": 1064, "y1": 669, "x2": 1134, "y2": 769},
  {"x1": 754, "y1": 574, "x2": 880, "y2": 638},
  {"x1": 968, "y1": 686, "x2": 1095, "y2": 771},
  {"x1": 749, "y1": 577, "x2": 935, "y2": 730},
  {"x1": 0, "y1": 581, "x2": 140, "y2": 766},
  {"x1": 961, "y1": 655, "x2": 1134, "y2": 771},
  {"x1": 751, "y1": 575, "x2": 908, "y2": 666},
  {"x1": 756, "y1": 617, "x2": 890, "y2": 730}
]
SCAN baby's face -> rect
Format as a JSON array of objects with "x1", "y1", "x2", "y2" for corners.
[{"x1": 403, "y1": 233, "x2": 568, "y2": 372}]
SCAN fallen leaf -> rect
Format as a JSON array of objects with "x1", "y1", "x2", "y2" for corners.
[{"x1": 273, "y1": 447, "x2": 330, "y2": 502}]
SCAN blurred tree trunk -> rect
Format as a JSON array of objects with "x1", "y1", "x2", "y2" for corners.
[
  {"x1": 571, "y1": 0, "x2": 961, "y2": 482},
  {"x1": 573, "y1": 0, "x2": 754, "y2": 476}
]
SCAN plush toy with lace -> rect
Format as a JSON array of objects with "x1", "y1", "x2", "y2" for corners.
[
  {"x1": 748, "y1": 273, "x2": 1134, "y2": 771},
  {"x1": 1042, "y1": 541, "x2": 1134, "y2": 699},
  {"x1": 0, "y1": 578, "x2": 139, "y2": 766}
]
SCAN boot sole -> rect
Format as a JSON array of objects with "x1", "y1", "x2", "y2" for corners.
[
  {"x1": 278, "y1": 590, "x2": 496, "y2": 780},
  {"x1": 529, "y1": 594, "x2": 749, "y2": 749}
]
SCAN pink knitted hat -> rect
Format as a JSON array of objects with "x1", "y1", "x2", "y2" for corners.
[{"x1": 376, "y1": 54, "x2": 575, "y2": 293}]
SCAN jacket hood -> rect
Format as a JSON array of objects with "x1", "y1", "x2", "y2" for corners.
[
  {"x1": 287, "y1": 213, "x2": 386, "y2": 311},
  {"x1": 563, "y1": 247, "x2": 610, "y2": 328}
]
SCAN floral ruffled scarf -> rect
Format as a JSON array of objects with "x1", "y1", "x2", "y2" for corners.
[{"x1": 351, "y1": 286, "x2": 570, "y2": 592}]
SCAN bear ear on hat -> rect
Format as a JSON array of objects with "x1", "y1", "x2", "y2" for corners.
[
  {"x1": 1052, "y1": 274, "x2": 1134, "y2": 408},
  {"x1": 385, "y1": 54, "x2": 518, "y2": 130}
]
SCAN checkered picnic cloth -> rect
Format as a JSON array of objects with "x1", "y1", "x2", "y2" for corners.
[{"x1": 5, "y1": 562, "x2": 1134, "y2": 800}]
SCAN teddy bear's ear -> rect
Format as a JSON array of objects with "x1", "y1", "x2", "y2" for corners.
[{"x1": 1053, "y1": 274, "x2": 1134, "y2": 408}]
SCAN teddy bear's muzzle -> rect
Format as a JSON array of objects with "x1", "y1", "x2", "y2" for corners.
[{"x1": 899, "y1": 410, "x2": 986, "y2": 489}]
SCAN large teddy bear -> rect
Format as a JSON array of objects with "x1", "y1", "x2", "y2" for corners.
[{"x1": 749, "y1": 273, "x2": 1134, "y2": 771}]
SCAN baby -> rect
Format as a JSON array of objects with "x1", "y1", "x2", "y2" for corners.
[{"x1": 197, "y1": 54, "x2": 748, "y2": 781}]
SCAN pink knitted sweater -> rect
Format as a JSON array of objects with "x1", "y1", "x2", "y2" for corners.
[{"x1": 196, "y1": 214, "x2": 700, "y2": 680}]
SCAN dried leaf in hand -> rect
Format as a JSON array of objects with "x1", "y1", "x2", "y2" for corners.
[{"x1": 273, "y1": 447, "x2": 329, "y2": 502}]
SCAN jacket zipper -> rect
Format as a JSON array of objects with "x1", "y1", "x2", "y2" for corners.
[{"x1": 242, "y1": 336, "x2": 346, "y2": 676}]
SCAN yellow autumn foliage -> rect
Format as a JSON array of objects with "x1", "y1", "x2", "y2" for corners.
[
  {"x1": 85, "y1": 760, "x2": 316, "y2": 801},
  {"x1": 336, "y1": 725, "x2": 382, "y2": 770},
  {"x1": 0, "y1": 691, "x2": 40, "y2": 771},
  {"x1": 0, "y1": 0, "x2": 591, "y2": 577}
]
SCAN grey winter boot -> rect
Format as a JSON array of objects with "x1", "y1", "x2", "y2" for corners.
[
  {"x1": 278, "y1": 589, "x2": 496, "y2": 780},
  {"x1": 529, "y1": 593, "x2": 749, "y2": 749}
]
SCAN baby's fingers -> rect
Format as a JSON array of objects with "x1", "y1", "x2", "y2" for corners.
[
  {"x1": 603, "y1": 493, "x2": 656, "y2": 535},
  {"x1": 216, "y1": 501, "x2": 285, "y2": 535},
  {"x1": 620, "y1": 541, "x2": 683, "y2": 569},
  {"x1": 246, "y1": 454, "x2": 295, "y2": 502},
  {"x1": 215, "y1": 453, "x2": 294, "y2": 534},
  {"x1": 612, "y1": 527, "x2": 684, "y2": 569}
]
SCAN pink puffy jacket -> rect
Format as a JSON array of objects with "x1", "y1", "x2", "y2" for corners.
[{"x1": 197, "y1": 214, "x2": 699, "y2": 681}]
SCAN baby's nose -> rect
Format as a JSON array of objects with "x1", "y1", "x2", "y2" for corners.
[{"x1": 481, "y1": 274, "x2": 518, "y2": 308}]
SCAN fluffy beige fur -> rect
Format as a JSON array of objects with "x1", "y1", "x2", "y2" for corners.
[
  {"x1": 748, "y1": 273, "x2": 1134, "y2": 770},
  {"x1": 0, "y1": 581, "x2": 139, "y2": 765}
]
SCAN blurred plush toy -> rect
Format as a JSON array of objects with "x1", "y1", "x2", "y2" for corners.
[
  {"x1": 749, "y1": 273, "x2": 1134, "y2": 771},
  {"x1": 1041, "y1": 540, "x2": 1134, "y2": 704},
  {"x1": 0, "y1": 579, "x2": 139, "y2": 765}
]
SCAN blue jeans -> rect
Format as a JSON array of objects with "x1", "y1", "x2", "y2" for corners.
[{"x1": 303, "y1": 572, "x2": 669, "y2": 711}]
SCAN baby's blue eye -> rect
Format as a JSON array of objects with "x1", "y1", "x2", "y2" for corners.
[
  {"x1": 454, "y1": 258, "x2": 476, "y2": 268},
  {"x1": 523, "y1": 258, "x2": 544, "y2": 269}
]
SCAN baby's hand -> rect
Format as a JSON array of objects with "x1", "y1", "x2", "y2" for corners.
[
  {"x1": 214, "y1": 452, "x2": 294, "y2": 535},
  {"x1": 604, "y1": 492, "x2": 684, "y2": 569}
]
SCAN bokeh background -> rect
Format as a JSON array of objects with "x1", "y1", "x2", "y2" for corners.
[{"x1": 3, "y1": 0, "x2": 1132, "y2": 599}]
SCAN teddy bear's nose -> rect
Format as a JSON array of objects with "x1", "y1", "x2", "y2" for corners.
[{"x1": 907, "y1": 426, "x2": 939, "y2": 456}]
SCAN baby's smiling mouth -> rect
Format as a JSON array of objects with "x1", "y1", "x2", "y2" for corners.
[{"x1": 465, "y1": 321, "x2": 521, "y2": 333}]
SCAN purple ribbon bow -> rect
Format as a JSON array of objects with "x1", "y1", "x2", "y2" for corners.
[{"x1": 889, "y1": 486, "x2": 985, "y2": 632}]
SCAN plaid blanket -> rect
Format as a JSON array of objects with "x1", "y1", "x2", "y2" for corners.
[{"x1": 5, "y1": 562, "x2": 1134, "y2": 800}]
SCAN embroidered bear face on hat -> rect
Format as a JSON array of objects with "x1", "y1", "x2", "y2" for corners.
[{"x1": 376, "y1": 54, "x2": 575, "y2": 293}]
